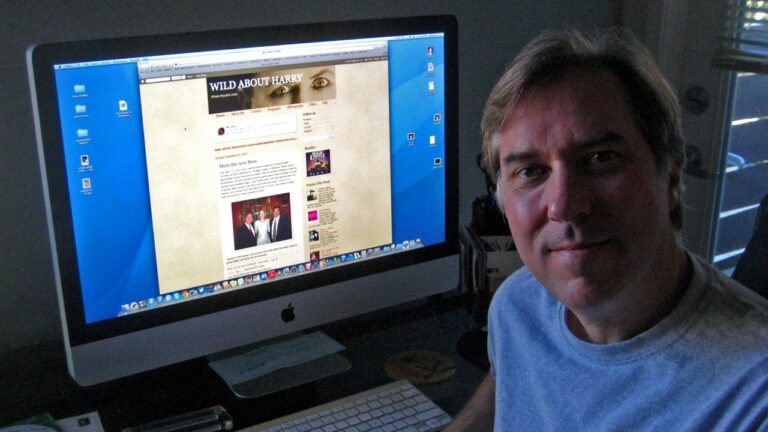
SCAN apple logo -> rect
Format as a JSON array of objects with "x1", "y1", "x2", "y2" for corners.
[{"x1": 281, "y1": 303, "x2": 296, "y2": 323}]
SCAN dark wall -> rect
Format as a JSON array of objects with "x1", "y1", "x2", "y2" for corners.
[{"x1": 0, "y1": 0, "x2": 619, "y2": 352}]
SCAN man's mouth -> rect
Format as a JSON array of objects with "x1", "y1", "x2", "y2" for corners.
[{"x1": 548, "y1": 239, "x2": 611, "y2": 253}]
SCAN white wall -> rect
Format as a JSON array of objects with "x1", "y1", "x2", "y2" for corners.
[{"x1": 0, "y1": 0, "x2": 618, "y2": 353}]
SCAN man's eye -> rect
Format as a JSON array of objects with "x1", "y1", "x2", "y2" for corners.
[
  {"x1": 515, "y1": 166, "x2": 547, "y2": 179},
  {"x1": 312, "y1": 77, "x2": 331, "y2": 89},
  {"x1": 589, "y1": 151, "x2": 619, "y2": 164},
  {"x1": 269, "y1": 85, "x2": 292, "y2": 98}
]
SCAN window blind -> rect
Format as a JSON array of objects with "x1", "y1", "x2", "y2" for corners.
[{"x1": 713, "y1": 0, "x2": 768, "y2": 74}]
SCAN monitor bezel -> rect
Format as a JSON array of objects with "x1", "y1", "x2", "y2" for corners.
[{"x1": 29, "y1": 15, "x2": 459, "y2": 348}]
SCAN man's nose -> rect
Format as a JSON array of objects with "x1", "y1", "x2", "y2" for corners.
[{"x1": 545, "y1": 168, "x2": 591, "y2": 223}]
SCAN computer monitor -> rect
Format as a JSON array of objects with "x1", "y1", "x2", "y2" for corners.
[{"x1": 27, "y1": 15, "x2": 459, "y2": 386}]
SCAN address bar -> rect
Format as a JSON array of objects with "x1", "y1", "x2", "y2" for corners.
[{"x1": 144, "y1": 42, "x2": 384, "y2": 70}]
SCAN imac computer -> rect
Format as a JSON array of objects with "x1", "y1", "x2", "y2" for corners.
[{"x1": 28, "y1": 15, "x2": 459, "y2": 387}]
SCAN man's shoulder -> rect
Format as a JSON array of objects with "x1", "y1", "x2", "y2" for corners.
[
  {"x1": 695, "y1": 254, "x2": 768, "y2": 322},
  {"x1": 689, "y1": 254, "x2": 768, "y2": 354}
]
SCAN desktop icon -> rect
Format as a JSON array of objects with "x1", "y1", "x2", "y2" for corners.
[
  {"x1": 156, "y1": 296, "x2": 164, "y2": 304},
  {"x1": 148, "y1": 297, "x2": 156, "y2": 306},
  {"x1": 268, "y1": 270, "x2": 277, "y2": 279},
  {"x1": 429, "y1": 135, "x2": 436, "y2": 146},
  {"x1": 77, "y1": 128, "x2": 89, "y2": 138},
  {"x1": 81, "y1": 178, "x2": 91, "y2": 189},
  {"x1": 165, "y1": 294, "x2": 172, "y2": 302},
  {"x1": 433, "y1": 113, "x2": 441, "y2": 122},
  {"x1": 427, "y1": 62, "x2": 434, "y2": 73},
  {"x1": 428, "y1": 81, "x2": 435, "y2": 92},
  {"x1": 130, "y1": 302, "x2": 139, "y2": 310},
  {"x1": 172, "y1": 292, "x2": 181, "y2": 300},
  {"x1": 434, "y1": 157, "x2": 442, "y2": 166},
  {"x1": 118, "y1": 100, "x2": 128, "y2": 111},
  {"x1": 80, "y1": 155, "x2": 89, "y2": 166},
  {"x1": 73, "y1": 84, "x2": 86, "y2": 93},
  {"x1": 407, "y1": 132, "x2": 415, "y2": 141},
  {"x1": 75, "y1": 104, "x2": 87, "y2": 114},
  {"x1": 427, "y1": 46, "x2": 434, "y2": 57}
]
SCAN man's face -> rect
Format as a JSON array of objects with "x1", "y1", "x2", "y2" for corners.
[
  {"x1": 273, "y1": 208, "x2": 281, "y2": 218},
  {"x1": 244, "y1": 213, "x2": 254, "y2": 224},
  {"x1": 497, "y1": 68, "x2": 680, "y2": 316}
]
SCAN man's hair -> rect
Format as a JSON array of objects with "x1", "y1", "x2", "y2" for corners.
[{"x1": 481, "y1": 28, "x2": 684, "y2": 230}]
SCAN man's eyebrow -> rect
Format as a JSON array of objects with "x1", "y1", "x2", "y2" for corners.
[
  {"x1": 500, "y1": 132, "x2": 625, "y2": 167},
  {"x1": 574, "y1": 131, "x2": 625, "y2": 149},
  {"x1": 501, "y1": 150, "x2": 539, "y2": 166}
]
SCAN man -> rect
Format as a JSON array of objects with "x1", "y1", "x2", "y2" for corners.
[
  {"x1": 234, "y1": 211, "x2": 257, "y2": 250},
  {"x1": 446, "y1": 29, "x2": 768, "y2": 431},
  {"x1": 270, "y1": 206, "x2": 292, "y2": 242}
]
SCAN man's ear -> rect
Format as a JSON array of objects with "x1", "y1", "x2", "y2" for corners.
[{"x1": 667, "y1": 161, "x2": 683, "y2": 210}]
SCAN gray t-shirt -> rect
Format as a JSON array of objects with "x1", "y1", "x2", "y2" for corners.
[{"x1": 488, "y1": 253, "x2": 768, "y2": 431}]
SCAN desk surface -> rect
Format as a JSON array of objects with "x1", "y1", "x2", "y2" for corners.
[{"x1": 0, "y1": 297, "x2": 487, "y2": 430}]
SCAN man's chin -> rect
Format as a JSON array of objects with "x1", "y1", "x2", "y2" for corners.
[{"x1": 543, "y1": 273, "x2": 620, "y2": 312}]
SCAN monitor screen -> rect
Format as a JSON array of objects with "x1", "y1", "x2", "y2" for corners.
[{"x1": 28, "y1": 15, "x2": 458, "y2": 385}]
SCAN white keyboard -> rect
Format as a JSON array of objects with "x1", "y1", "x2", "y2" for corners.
[{"x1": 244, "y1": 379, "x2": 452, "y2": 432}]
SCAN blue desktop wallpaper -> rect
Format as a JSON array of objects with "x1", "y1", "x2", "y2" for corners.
[{"x1": 54, "y1": 35, "x2": 447, "y2": 323}]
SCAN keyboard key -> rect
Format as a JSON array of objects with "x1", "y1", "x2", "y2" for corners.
[
  {"x1": 417, "y1": 408, "x2": 443, "y2": 422},
  {"x1": 402, "y1": 388, "x2": 419, "y2": 398}
]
